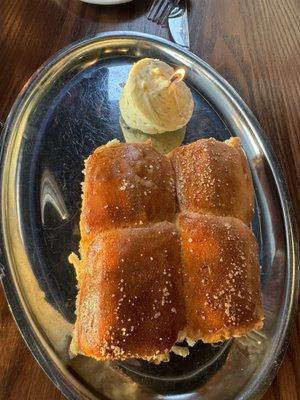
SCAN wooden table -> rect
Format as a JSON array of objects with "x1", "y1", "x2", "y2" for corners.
[{"x1": 0, "y1": 0, "x2": 299, "y2": 398}]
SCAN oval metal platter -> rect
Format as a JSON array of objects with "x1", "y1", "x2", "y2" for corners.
[{"x1": 0, "y1": 32, "x2": 299, "y2": 400}]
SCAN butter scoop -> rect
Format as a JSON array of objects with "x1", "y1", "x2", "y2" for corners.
[{"x1": 120, "y1": 58, "x2": 194, "y2": 135}]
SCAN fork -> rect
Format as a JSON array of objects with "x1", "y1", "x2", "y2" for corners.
[{"x1": 147, "y1": 0, "x2": 181, "y2": 26}]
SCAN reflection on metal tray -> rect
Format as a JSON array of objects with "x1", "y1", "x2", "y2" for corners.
[{"x1": 0, "y1": 32, "x2": 298, "y2": 400}]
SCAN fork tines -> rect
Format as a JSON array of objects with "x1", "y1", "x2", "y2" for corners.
[{"x1": 148, "y1": 0, "x2": 181, "y2": 26}]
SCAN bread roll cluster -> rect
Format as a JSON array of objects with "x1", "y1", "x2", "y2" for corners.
[{"x1": 70, "y1": 138, "x2": 263, "y2": 362}]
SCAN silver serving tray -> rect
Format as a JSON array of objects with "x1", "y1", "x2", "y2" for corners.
[{"x1": 0, "y1": 32, "x2": 299, "y2": 400}]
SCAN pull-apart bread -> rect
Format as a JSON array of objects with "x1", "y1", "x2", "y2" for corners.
[
  {"x1": 72, "y1": 222, "x2": 185, "y2": 362},
  {"x1": 80, "y1": 141, "x2": 175, "y2": 244},
  {"x1": 70, "y1": 138, "x2": 263, "y2": 362},
  {"x1": 170, "y1": 137, "x2": 254, "y2": 225},
  {"x1": 179, "y1": 212, "x2": 263, "y2": 344}
]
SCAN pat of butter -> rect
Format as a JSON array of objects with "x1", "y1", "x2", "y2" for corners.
[{"x1": 120, "y1": 58, "x2": 194, "y2": 135}]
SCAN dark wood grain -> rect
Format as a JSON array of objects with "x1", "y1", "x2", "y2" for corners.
[{"x1": 0, "y1": 0, "x2": 299, "y2": 399}]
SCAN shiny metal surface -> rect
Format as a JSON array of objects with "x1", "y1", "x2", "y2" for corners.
[
  {"x1": 148, "y1": 0, "x2": 181, "y2": 26},
  {"x1": 168, "y1": 0, "x2": 190, "y2": 48},
  {"x1": 0, "y1": 32, "x2": 298, "y2": 400}
]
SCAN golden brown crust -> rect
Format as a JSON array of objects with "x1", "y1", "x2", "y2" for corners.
[
  {"x1": 80, "y1": 142, "x2": 176, "y2": 243},
  {"x1": 71, "y1": 139, "x2": 263, "y2": 362},
  {"x1": 178, "y1": 212, "x2": 263, "y2": 343},
  {"x1": 170, "y1": 137, "x2": 254, "y2": 225},
  {"x1": 75, "y1": 222, "x2": 185, "y2": 361}
]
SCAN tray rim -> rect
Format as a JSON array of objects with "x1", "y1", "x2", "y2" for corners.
[{"x1": 0, "y1": 31, "x2": 299, "y2": 400}]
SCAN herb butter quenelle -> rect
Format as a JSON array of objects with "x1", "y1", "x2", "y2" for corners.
[{"x1": 119, "y1": 58, "x2": 194, "y2": 153}]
